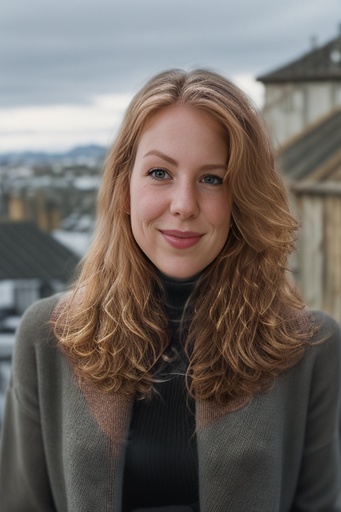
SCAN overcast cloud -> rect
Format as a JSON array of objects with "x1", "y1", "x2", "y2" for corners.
[{"x1": 0, "y1": 0, "x2": 340, "y2": 151}]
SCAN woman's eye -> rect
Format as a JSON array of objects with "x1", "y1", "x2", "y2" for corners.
[
  {"x1": 202, "y1": 175, "x2": 223, "y2": 185},
  {"x1": 149, "y1": 168, "x2": 170, "y2": 180}
]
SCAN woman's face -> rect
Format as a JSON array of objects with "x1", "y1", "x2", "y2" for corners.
[{"x1": 129, "y1": 103, "x2": 231, "y2": 280}]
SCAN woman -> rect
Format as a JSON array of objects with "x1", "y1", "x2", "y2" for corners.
[{"x1": 0, "y1": 69, "x2": 340, "y2": 511}]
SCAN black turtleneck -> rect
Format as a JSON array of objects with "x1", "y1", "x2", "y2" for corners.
[{"x1": 122, "y1": 274, "x2": 200, "y2": 512}]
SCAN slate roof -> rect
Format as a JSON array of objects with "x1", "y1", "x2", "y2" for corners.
[
  {"x1": 258, "y1": 33, "x2": 341, "y2": 83},
  {"x1": 0, "y1": 221, "x2": 79, "y2": 281},
  {"x1": 278, "y1": 107, "x2": 341, "y2": 183}
]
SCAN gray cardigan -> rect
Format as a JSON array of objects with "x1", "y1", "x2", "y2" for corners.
[{"x1": 0, "y1": 295, "x2": 340, "y2": 511}]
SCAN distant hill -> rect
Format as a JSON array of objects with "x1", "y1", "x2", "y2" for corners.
[{"x1": 0, "y1": 144, "x2": 107, "y2": 166}]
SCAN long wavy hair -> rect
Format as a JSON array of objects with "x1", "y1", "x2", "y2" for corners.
[{"x1": 54, "y1": 68, "x2": 313, "y2": 404}]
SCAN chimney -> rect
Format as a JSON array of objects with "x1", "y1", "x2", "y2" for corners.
[{"x1": 310, "y1": 35, "x2": 318, "y2": 50}]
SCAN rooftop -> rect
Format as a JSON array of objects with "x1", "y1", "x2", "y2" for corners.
[
  {"x1": 258, "y1": 32, "x2": 341, "y2": 83},
  {"x1": 278, "y1": 107, "x2": 341, "y2": 185},
  {"x1": 0, "y1": 221, "x2": 79, "y2": 282}
]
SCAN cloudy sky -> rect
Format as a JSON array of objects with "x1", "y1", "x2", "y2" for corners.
[{"x1": 1, "y1": 0, "x2": 339, "y2": 152}]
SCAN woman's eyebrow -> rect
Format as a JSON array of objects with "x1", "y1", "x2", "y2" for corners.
[
  {"x1": 143, "y1": 149, "x2": 227, "y2": 171},
  {"x1": 143, "y1": 150, "x2": 177, "y2": 166}
]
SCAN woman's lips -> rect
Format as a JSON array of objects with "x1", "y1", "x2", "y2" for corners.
[{"x1": 160, "y1": 230, "x2": 203, "y2": 249}]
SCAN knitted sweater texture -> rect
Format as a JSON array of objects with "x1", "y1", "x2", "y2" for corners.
[{"x1": 0, "y1": 294, "x2": 341, "y2": 511}]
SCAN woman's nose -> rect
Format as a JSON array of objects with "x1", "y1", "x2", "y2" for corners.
[{"x1": 169, "y1": 182, "x2": 200, "y2": 219}]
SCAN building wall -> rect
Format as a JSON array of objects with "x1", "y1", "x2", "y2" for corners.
[
  {"x1": 7, "y1": 190, "x2": 61, "y2": 233},
  {"x1": 294, "y1": 189, "x2": 341, "y2": 323},
  {"x1": 262, "y1": 81, "x2": 341, "y2": 147}
]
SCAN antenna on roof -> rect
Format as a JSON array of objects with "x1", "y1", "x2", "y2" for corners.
[{"x1": 310, "y1": 35, "x2": 318, "y2": 50}]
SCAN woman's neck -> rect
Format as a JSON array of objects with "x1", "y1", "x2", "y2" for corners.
[{"x1": 158, "y1": 272, "x2": 200, "y2": 322}]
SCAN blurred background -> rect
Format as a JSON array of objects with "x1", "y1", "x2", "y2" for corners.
[{"x1": 1, "y1": 0, "x2": 341, "y2": 424}]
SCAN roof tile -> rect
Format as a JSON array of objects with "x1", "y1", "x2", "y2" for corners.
[{"x1": 0, "y1": 221, "x2": 79, "y2": 281}]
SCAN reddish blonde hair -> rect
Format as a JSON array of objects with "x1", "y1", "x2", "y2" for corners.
[{"x1": 54, "y1": 69, "x2": 313, "y2": 403}]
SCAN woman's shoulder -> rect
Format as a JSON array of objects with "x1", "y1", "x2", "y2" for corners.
[
  {"x1": 14, "y1": 293, "x2": 68, "y2": 360},
  {"x1": 309, "y1": 309, "x2": 341, "y2": 345},
  {"x1": 11, "y1": 294, "x2": 68, "y2": 392},
  {"x1": 17, "y1": 293, "x2": 63, "y2": 336},
  {"x1": 302, "y1": 309, "x2": 341, "y2": 369}
]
